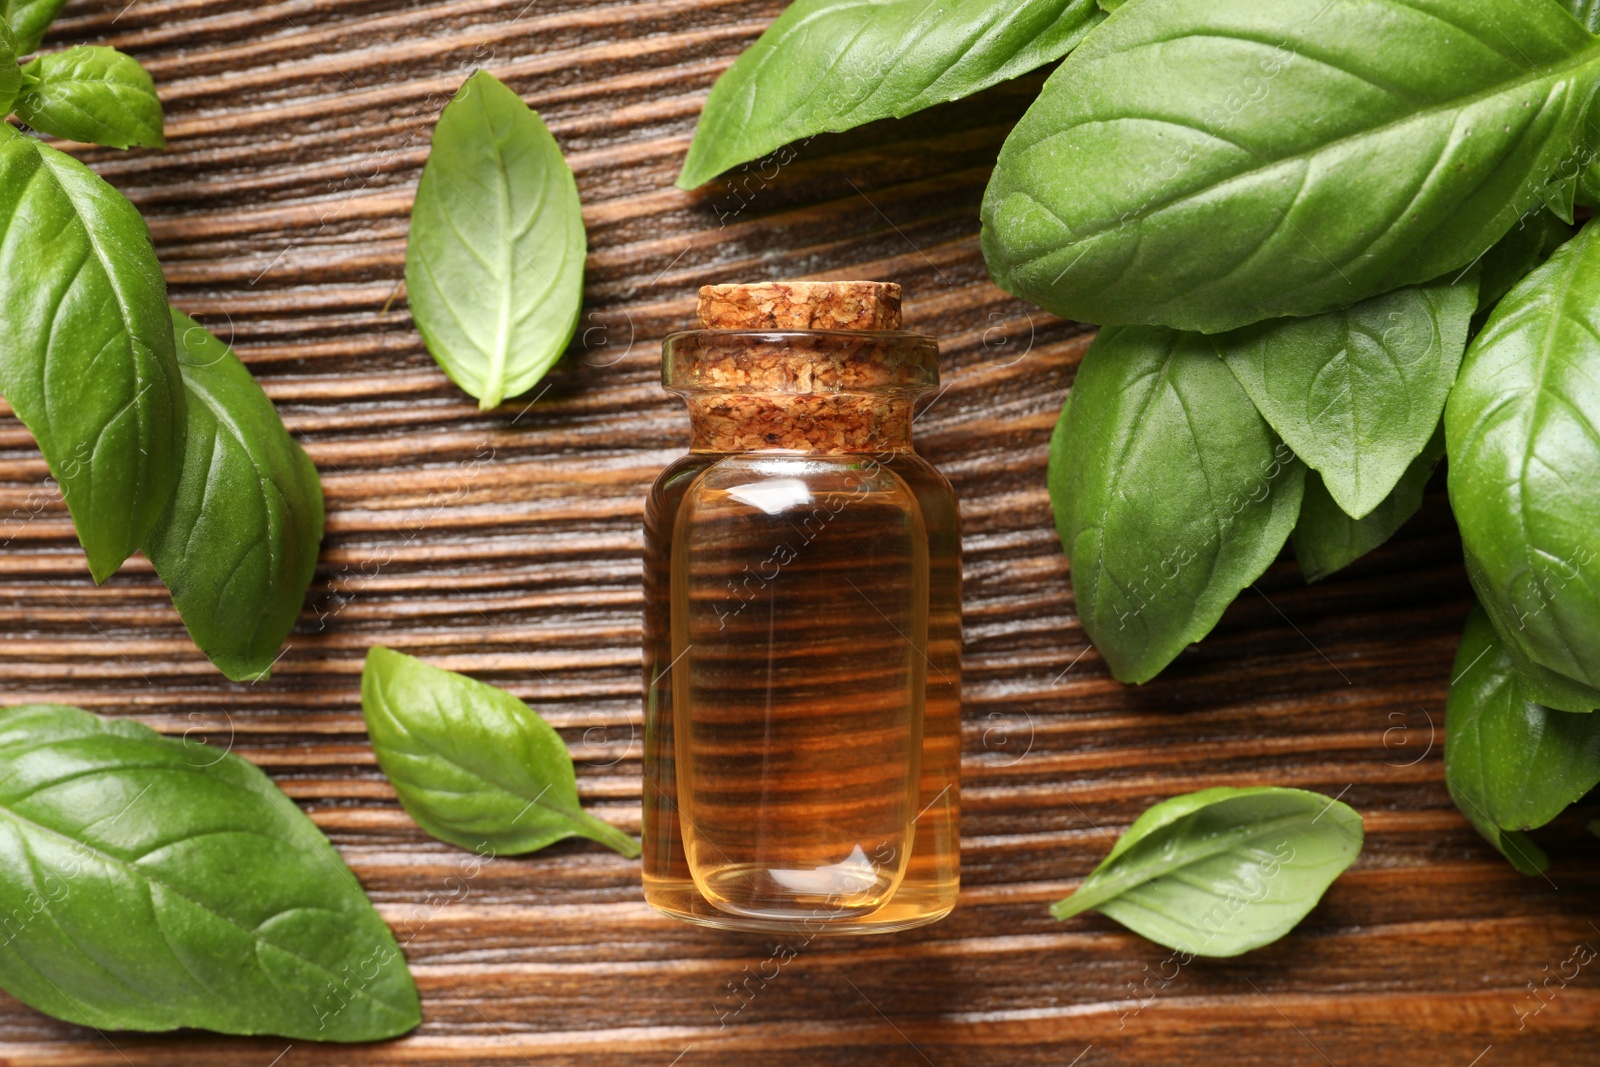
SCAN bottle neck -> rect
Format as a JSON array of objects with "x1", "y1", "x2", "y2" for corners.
[{"x1": 685, "y1": 392, "x2": 915, "y2": 454}]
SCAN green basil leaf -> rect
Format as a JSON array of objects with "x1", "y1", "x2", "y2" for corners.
[
  {"x1": 1446, "y1": 219, "x2": 1600, "y2": 705},
  {"x1": 676, "y1": 0, "x2": 1104, "y2": 190},
  {"x1": 143, "y1": 311, "x2": 324, "y2": 683},
  {"x1": 1472, "y1": 211, "x2": 1573, "y2": 326},
  {"x1": 1447, "y1": 607, "x2": 1600, "y2": 858},
  {"x1": 14, "y1": 46, "x2": 165, "y2": 150},
  {"x1": 1292, "y1": 423, "x2": 1443, "y2": 584},
  {"x1": 981, "y1": 0, "x2": 1600, "y2": 333},
  {"x1": 0, "y1": 130, "x2": 184, "y2": 583},
  {"x1": 1051, "y1": 786, "x2": 1363, "y2": 958},
  {"x1": 1216, "y1": 278, "x2": 1473, "y2": 519},
  {"x1": 2, "y1": 0, "x2": 68, "y2": 55},
  {"x1": 0, "y1": 703, "x2": 420, "y2": 1040},
  {"x1": 1049, "y1": 326, "x2": 1305, "y2": 683},
  {"x1": 405, "y1": 70, "x2": 584, "y2": 410},
  {"x1": 361, "y1": 647, "x2": 640, "y2": 858},
  {"x1": 0, "y1": 20, "x2": 21, "y2": 115}
]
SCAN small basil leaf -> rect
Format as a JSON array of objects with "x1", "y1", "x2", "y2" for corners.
[
  {"x1": 0, "y1": 130, "x2": 184, "y2": 583},
  {"x1": 0, "y1": 20, "x2": 20, "y2": 114},
  {"x1": 1051, "y1": 786, "x2": 1363, "y2": 958},
  {"x1": 0, "y1": 704, "x2": 420, "y2": 1040},
  {"x1": 1292, "y1": 423, "x2": 1443, "y2": 584},
  {"x1": 981, "y1": 0, "x2": 1600, "y2": 333},
  {"x1": 1216, "y1": 278, "x2": 1473, "y2": 519},
  {"x1": 1447, "y1": 220, "x2": 1600, "y2": 704},
  {"x1": 676, "y1": 0, "x2": 1104, "y2": 190},
  {"x1": 14, "y1": 46, "x2": 165, "y2": 150},
  {"x1": 1472, "y1": 211, "x2": 1573, "y2": 327},
  {"x1": 1446, "y1": 607, "x2": 1600, "y2": 855},
  {"x1": 361, "y1": 647, "x2": 640, "y2": 858},
  {"x1": 143, "y1": 311, "x2": 324, "y2": 683},
  {"x1": 2, "y1": 0, "x2": 68, "y2": 55},
  {"x1": 1049, "y1": 326, "x2": 1305, "y2": 683},
  {"x1": 405, "y1": 70, "x2": 584, "y2": 410}
]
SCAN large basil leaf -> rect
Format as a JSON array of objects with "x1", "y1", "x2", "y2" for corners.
[
  {"x1": 1052, "y1": 787, "x2": 1363, "y2": 957},
  {"x1": 0, "y1": 20, "x2": 20, "y2": 114},
  {"x1": 1446, "y1": 220, "x2": 1600, "y2": 706},
  {"x1": 405, "y1": 70, "x2": 584, "y2": 410},
  {"x1": 981, "y1": 0, "x2": 1600, "y2": 334},
  {"x1": 143, "y1": 311, "x2": 324, "y2": 683},
  {"x1": 1049, "y1": 326, "x2": 1305, "y2": 683},
  {"x1": 1446, "y1": 607, "x2": 1600, "y2": 875},
  {"x1": 2, "y1": 0, "x2": 68, "y2": 55},
  {"x1": 14, "y1": 46, "x2": 166, "y2": 150},
  {"x1": 361, "y1": 647, "x2": 640, "y2": 857},
  {"x1": 1292, "y1": 424, "x2": 1443, "y2": 584},
  {"x1": 1568, "y1": 0, "x2": 1600, "y2": 33},
  {"x1": 0, "y1": 704, "x2": 420, "y2": 1040},
  {"x1": 676, "y1": 0, "x2": 1104, "y2": 190},
  {"x1": 0, "y1": 130, "x2": 184, "y2": 583},
  {"x1": 1217, "y1": 278, "x2": 1473, "y2": 519}
]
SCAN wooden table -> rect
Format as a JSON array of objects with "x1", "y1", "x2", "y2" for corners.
[{"x1": 3, "y1": 1, "x2": 1597, "y2": 1063}]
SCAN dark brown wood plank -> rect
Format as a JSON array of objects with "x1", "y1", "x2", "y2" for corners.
[{"x1": 0, "y1": 1, "x2": 1596, "y2": 1064}]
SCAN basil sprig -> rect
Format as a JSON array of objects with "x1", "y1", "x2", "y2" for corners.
[
  {"x1": 406, "y1": 70, "x2": 585, "y2": 410},
  {"x1": 0, "y1": 704, "x2": 420, "y2": 1040},
  {"x1": 362, "y1": 647, "x2": 640, "y2": 858},
  {"x1": 1053, "y1": 787, "x2": 1363, "y2": 957}
]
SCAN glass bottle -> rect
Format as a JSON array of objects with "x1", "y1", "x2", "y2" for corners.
[{"x1": 641, "y1": 281, "x2": 960, "y2": 935}]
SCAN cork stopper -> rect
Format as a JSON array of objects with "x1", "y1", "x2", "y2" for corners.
[
  {"x1": 669, "y1": 280, "x2": 932, "y2": 454},
  {"x1": 698, "y1": 281, "x2": 902, "y2": 332}
]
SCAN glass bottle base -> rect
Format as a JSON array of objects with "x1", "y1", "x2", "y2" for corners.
[{"x1": 643, "y1": 874, "x2": 956, "y2": 935}]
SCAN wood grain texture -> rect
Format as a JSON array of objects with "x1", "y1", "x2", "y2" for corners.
[{"x1": 1, "y1": 1, "x2": 1597, "y2": 1063}]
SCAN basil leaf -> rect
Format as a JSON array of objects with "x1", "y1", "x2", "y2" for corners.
[
  {"x1": 1446, "y1": 220, "x2": 1600, "y2": 706},
  {"x1": 2, "y1": 0, "x2": 68, "y2": 55},
  {"x1": 1567, "y1": 0, "x2": 1600, "y2": 33},
  {"x1": 1216, "y1": 278, "x2": 1473, "y2": 519},
  {"x1": 1049, "y1": 326, "x2": 1305, "y2": 683},
  {"x1": 405, "y1": 70, "x2": 584, "y2": 410},
  {"x1": 1447, "y1": 607, "x2": 1600, "y2": 862},
  {"x1": 143, "y1": 311, "x2": 324, "y2": 683},
  {"x1": 1051, "y1": 787, "x2": 1363, "y2": 958},
  {"x1": 981, "y1": 0, "x2": 1600, "y2": 333},
  {"x1": 0, "y1": 704, "x2": 420, "y2": 1040},
  {"x1": 14, "y1": 46, "x2": 165, "y2": 150},
  {"x1": 0, "y1": 20, "x2": 20, "y2": 114},
  {"x1": 676, "y1": 0, "x2": 1104, "y2": 190},
  {"x1": 1292, "y1": 423, "x2": 1443, "y2": 584},
  {"x1": 0, "y1": 130, "x2": 184, "y2": 583},
  {"x1": 361, "y1": 647, "x2": 640, "y2": 858}
]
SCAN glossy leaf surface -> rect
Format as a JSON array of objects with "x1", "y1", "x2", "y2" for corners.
[
  {"x1": 0, "y1": 131, "x2": 183, "y2": 582},
  {"x1": 1217, "y1": 278, "x2": 1473, "y2": 519},
  {"x1": 677, "y1": 0, "x2": 1103, "y2": 189},
  {"x1": 144, "y1": 311, "x2": 324, "y2": 682},
  {"x1": 982, "y1": 0, "x2": 1600, "y2": 333},
  {"x1": 15, "y1": 46, "x2": 166, "y2": 150},
  {"x1": 1049, "y1": 326, "x2": 1304, "y2": 683},
  {"x1": 2, "y1": 0, "x2": 68, "y2": 54},
  {"x1": 0, "y1": 704, "x2": 420, "y2": 1040},
  {"x1": 361, "y1": 647, "x2": 640, "y2": 857},
  {"x1": 1052, "y1": 787, "x2": 1363, "y2": 957},
  {"x1": 1446, "y1": 220, "x2": 1600, "y2": 705},
  {"x1": 405, "y1": 70, "x2": 584, "y2": 410}
]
